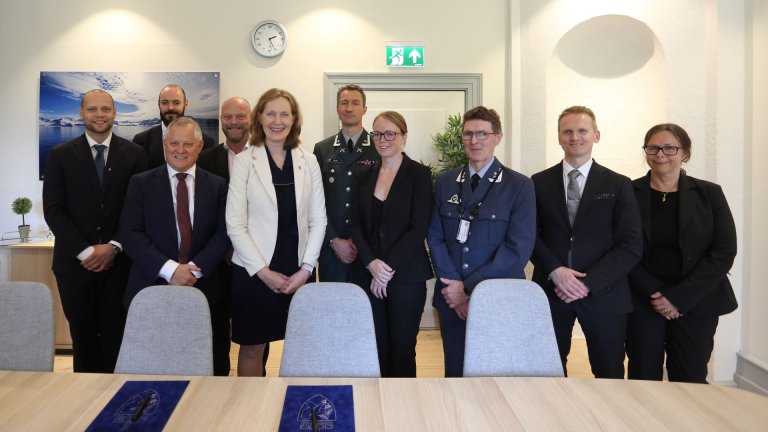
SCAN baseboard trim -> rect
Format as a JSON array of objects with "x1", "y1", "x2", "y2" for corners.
[{"x1": 734, "y1": 352, "x2": 768, "y2": 396}]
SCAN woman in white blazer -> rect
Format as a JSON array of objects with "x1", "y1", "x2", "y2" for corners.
[{"x1": 226, "y1": 88, "x2": 326, "y2": 377}]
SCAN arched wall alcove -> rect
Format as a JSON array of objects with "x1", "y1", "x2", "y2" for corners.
[{"x1": 544, "y1": 15, "x2": 667, "y2": 179}]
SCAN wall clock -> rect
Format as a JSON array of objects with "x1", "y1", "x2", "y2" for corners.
[{"x1": 251, "y1": 20, "x2": 287, "y2": 58}]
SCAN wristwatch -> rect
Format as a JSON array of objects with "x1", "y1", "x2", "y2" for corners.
[{"x1": 111, "y1": 244, "x2": 122, "y2": 254}]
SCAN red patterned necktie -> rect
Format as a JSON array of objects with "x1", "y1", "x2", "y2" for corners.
[{"x1": 176, "y1": 173, "x2": 192, "y2": 264}]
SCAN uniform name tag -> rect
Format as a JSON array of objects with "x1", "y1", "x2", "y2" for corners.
[{"x1": 456, "y1": 219, "x2": 471, "y2": 243}]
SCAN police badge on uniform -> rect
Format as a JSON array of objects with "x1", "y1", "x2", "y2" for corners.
[{"x1": 447, "y1": 194, "x2": 460, "y2": 204}]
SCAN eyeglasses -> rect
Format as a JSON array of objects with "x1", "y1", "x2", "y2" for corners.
[
  {"x1": 461, "y1": 131, "x2": 498, "y2": 141},
  {"x1": 643, "y1": 146, "x2": 681, "y2": 155},
  {"x1": 370, "y1": 131, "x2": 401, "y2": 141}
]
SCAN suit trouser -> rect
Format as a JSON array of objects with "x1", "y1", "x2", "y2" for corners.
[
  {"x1": 55, "y1": 259, "x2": 129, "y2": 373},
  {"x1": 626, "y1": 302, "x2": 718, "y2": 383},
  {"x1": 548, "y1": 297, "x2": 627, "y2": 379},
  {"x1": 362, "y1": 279, "x2": 426, "y2": 377},
  {"x1": 433, "y1": 282, "x2": 467, "y2": 377}
]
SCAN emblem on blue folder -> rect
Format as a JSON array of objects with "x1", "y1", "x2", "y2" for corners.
[
  {"x1": 298, "y1": 394, "x2": 336, "y2": 430},
  {"x1": 115, "y1": 389, "x2": 158, "y2": 425}
]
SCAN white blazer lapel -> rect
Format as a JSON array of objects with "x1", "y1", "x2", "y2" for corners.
[
  {"x1": 292, "y1": 147, "x2": 306, "y2": 211},
  {"x1": 252, "y1": 145, "x2": 277, "y2": 206}
]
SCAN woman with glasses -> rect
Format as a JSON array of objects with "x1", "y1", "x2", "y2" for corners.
[
  {"x1": 226, "y1": 88, "x2": 326, "y2": 376},
  {"x1": 347, "y1": 111, "x2": 433, "y2": 377},
  {"x1": 626, "y1": 123, "x2": 737, "y2": 383}
]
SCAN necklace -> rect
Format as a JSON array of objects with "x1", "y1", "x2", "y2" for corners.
[{"x1": 662, "y1": 191, "x2": 669, "y2": 203}]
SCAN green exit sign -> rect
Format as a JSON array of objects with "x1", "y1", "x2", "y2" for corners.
[{"x1": 386, "y1": 45, "x2": 424, "y2": 67}]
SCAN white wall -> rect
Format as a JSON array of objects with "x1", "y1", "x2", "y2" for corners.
[
  {"x1": 0, "y1": 0, "x2": 763, "y2": 385},
  {"x1": 0, "y1": 0, "x2": 508, "y2": 235},
  {"x1": 740, "y1": 0, "x2": 768, "y2": 388},
  {"x1": 510, "y1": 0, "x2": 750, "y2": 383}
]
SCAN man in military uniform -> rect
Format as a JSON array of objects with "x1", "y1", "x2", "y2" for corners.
[{"x1": 313, "y1": 85, "x2": 380, "y2": 282}]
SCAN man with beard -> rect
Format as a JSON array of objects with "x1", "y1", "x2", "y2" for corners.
[
  {"x1": 133, "y1": 84, "x2": 216, "y2": 169},
  {"x1": 198, "y1": 96, "x2": 251, "y2": 185},
  {"x1": 196, "y1": 96, "x2": 252, "y2": 375},
  {"x1": 313, "y1": 85, "x2": 380, "y2": 282},
  {"x1": 43, "y1": 89, "x2": 147, "y2": 372}
]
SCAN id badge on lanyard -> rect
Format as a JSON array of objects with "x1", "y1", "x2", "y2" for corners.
[{"x1": 456, "y1": 219, "x2": 471, "y2": 243}]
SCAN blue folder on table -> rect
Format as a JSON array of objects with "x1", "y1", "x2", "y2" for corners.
[
  {"x1": 278, "y1": 385, "x2": 355, "y2": 431},
  {"x1": 85, "y1": 380, "x2": 189, "y2": 431}
]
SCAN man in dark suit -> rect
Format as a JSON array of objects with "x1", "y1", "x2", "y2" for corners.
[
  {"x1": 427, "y1": 106, "x2": 536, "y2": 377},
  {"x1": 197, "y1": 96, "x2": 252, "y2": 372},
  {"x1": 531, "y1": 106, "x2": 643, "y2": 379},
  {"x1": 120, "y1": 117, "x2": 231, "y2": 375},
  {"x1": 132, "y1": 84, "x2": 216, "y2": 169},
  {"x1": 313, "y1": 85, "x2": 380, "y2": 282},
  {"x1": 43, "y1": 89, "x2": 147, "y2": 373}
]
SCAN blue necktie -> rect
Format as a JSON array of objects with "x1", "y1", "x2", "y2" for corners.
[{"x1": 94, "y1": 145, "x2": 106, "y2": 184}]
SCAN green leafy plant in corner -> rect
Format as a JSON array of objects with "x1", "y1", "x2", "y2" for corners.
[
  {"x1": 430, "y1": 113, "x2": 467, "y2": 181},
  {"x1": 12, "y1": 197, "x2": 32, "y2": 226}
]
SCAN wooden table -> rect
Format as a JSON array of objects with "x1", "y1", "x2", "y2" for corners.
[{"x1": 0, "y1": 372, "x2": 766, "y2": 431}]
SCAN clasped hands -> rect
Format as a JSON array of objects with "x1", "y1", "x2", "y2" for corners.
[
  {"x1": 549, "y1": 267, "x2": 589, "y2": 303},
  {"x1": 331, "y1": 238, "x2": 357, "y2": 264},
  {"x1": 440, "y1": 277, "x2": 469, "y2": 320},
  {"x1": 368, "y1": 259, "x2": 394, "y2": 299},
  {"x1": 257, "y1": 267, "x2": 311, "y2": 295},
  {"x1": 80, "y1": 244, "x2": 117, "y2": 272},
  {"x1": 650, "y1": 292, "x2": 682, "y2": 320}
]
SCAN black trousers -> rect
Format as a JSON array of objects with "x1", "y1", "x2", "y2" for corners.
[
  {"x1": 626, "y1": 302, "x2": 718, "y2": 383},
  {"x1": 549, "y1": 297, "x2": 628, "y2": 379},
  {"x1": 360, "y1": 279, "x2": 426, "y2": 377},
  {"x1": 55, "y1": 259, "x2": 129, "y2": 373},
  {"x1": 432, "y1": 280, "x2": 467, "y2": 377}
]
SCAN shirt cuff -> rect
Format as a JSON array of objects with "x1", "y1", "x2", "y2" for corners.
[
  {"x1": 158, "y1": 260, "x2": 179, "y2": 283},
  {"x1": 76, "y1": 246, "x2": 94, "y2": 261},
  {"x1": 109, "y1": 240, "x2": 122, "y2": 252},
  {"x1": 189, "y1": 261, "x2": 203, "y2": 279},
  {"x1": 301, "y1": 262, "x2": 315, "y2": 272}
]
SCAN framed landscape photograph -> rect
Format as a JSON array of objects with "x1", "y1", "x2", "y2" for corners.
[{"x1": 38, "y1": 71, "x2": 220, "y2": 180}]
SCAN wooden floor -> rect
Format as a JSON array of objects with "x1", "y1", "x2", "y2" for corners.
[{"x1": 53, "y1": 330, "x2": 596, "y2": 378}]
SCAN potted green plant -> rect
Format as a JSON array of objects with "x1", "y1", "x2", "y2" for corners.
[
  {"x1": 12, "y1": 197, "x2": 32, "y2": 242},
  {"x1": 430, "y1": 113, "x2": 467, "y2": 181}
]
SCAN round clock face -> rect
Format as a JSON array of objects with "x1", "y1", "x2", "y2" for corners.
[{"x1": 251, "y1": 21, "x2": 287, "y2": 58}]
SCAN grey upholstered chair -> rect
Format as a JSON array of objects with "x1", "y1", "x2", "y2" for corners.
[
  {"x1": 0, "y1": 282, "x2": 55, "y2": 372},
  {"x1": 463, "y1": 279, "x2": 564, "y2": 377},
  {"x1": 115, "y1": 285, "x2": 213, "y2": 376},
  {"x1": 279, "y1": 282, "x2": 380, "y2": 377}
]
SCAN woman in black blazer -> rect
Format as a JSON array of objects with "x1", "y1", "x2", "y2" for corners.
[
  {"x1": 348, "y1": 111, "x2": 433, "y2": 377},
  {"x1": 626, "y1": 123, "x2": 737, "y2": 383}
]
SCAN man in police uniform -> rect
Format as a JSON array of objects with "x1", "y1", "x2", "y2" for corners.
[
  {"x1": 427, "y1": 106, "x2": 536, "y2": 377},
  {"x1": 313, "y1": 85, "x2": 380, "y2": 282}
]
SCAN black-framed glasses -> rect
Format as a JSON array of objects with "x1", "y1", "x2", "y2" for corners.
[
  {"x1": 462, "y1": 131, "x2": 498, "y2": 141},
  {"x1": 643, "y1": 146, "x2": 681, "y2": 155},
  {"x1": 370, "y1": 131, "x2": 401, "y2": 141}
]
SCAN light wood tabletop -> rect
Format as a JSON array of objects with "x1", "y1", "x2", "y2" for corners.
[{"x1": 0, "y1": 371, "x2": 766, "y2": 431}]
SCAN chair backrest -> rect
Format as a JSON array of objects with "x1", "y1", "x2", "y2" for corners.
[
  {"x1": 115, "y1": 285, "x2": 213, "y2": 376},
  {"x1": 0, "y1": 282, "x2": 54, "y2": 372},
  {"x1": 463, "y1": 279, "x2": 564, "y2": 377},
  {"x1": 279, "y1": 282, "x2": 380, "y2": 377}
]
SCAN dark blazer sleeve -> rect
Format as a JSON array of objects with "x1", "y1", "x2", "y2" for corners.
[
  {"x1": 188, "y1": 170, "x2": 230, "y2": 277},
  {"x1": 427, "y1": 171, "x2": 463, "y2": 281},
  {"x1": 581, "y1": 175, "x2": 643, "y2": 294},
  {"x1": 120, "y1": 170, "x2": 177, "y2": 279},
  {"x1": 348, "y1": 165, "x2": 376, "y2": 267},
  {"x1": 381, "y1": 161, "x2": 433, "y2": 272},
  {"x1": 664, "y1": 180, "x2": 737, "y2": 313},
  {"x1": 42, "y1": 141, "x2": 92, "y2": 258}
]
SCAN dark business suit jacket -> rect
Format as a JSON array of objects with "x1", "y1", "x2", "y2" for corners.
[
  {"x1": 198, "y1": 143, "x2": 230, "y2": 185},
  {"x1": 531, "y1": 161, "x2": 643, "y2": 313},
  {"x1": 629, "y1": 172, "x2": 737, "y2": 316},
  {"x1": 133, "y1": 124, "x2": 216, "y2": 169},
  {"x1": 348, "y1": 154, "x2": 434, "y2": 284},
  {"x1": 43, "y1": 134, "x2": 147, "y2": 277},
  {"x1": 119, "y1": 165, "x2": 230, "y2": 307}
]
